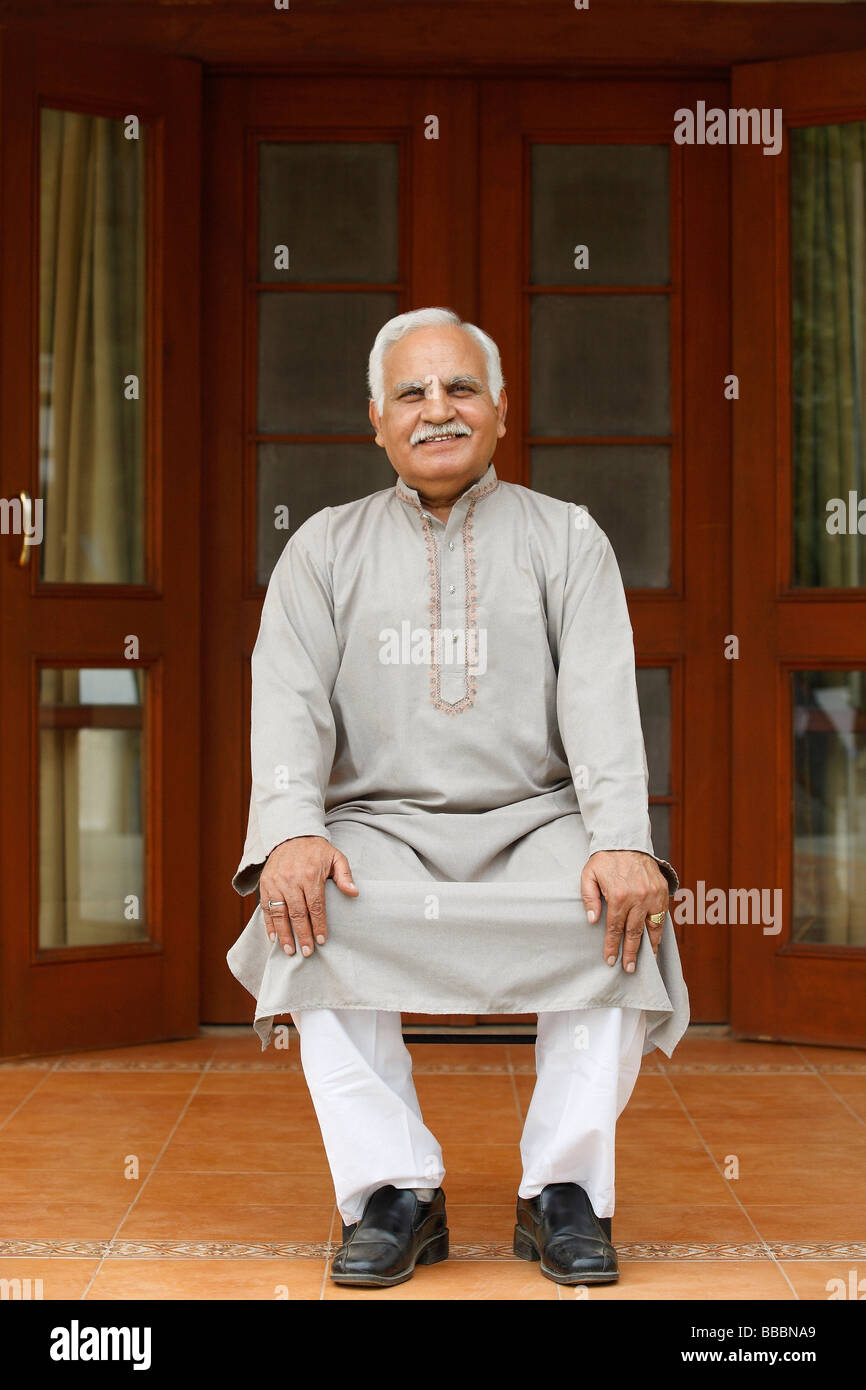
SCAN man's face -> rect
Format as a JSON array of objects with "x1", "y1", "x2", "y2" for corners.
[{"x1": 368, "y1": 325, "x2": 507, "y2": 499}]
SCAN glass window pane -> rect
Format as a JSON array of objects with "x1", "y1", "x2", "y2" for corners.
[
  {"x1": 792, "y1": 669, "x2": 866, "y2": 945},
  {"x1": 257, "y1": 291, "x2": 398, "y2": 434},
  {"x1": 531, "y1": 144, "x2": 669, "y2": 286},
  {"x1": 636, "y1": 668, "x2": 671, "y2": 797},
  {"x1": 649, "y1": 804, "x2": 671, "y2": 866},
  {"x1": 791, "y1": 122, "x2": 866, "y2": 587},
  {"x1": 530, "y1": 295, "x2": 669, "y2": 437},
  {"x1": 531, "y1": 445, "x2": 670, "y2": 588},
  {"x1": 39, "y1": 108, "x2": 145, "y2": 583},
  {"x1": 39, "y1": 667, "x2": 147, "y2": 948},
  {"x1": 257, "y1": 443, "x2": 396, "y2": 585},
  {"x1": 258, "y1": 142, "x2": 399, "y2": 284}
]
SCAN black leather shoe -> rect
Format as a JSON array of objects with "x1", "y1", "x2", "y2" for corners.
[
  {"x1": 330, "y1": 1185, "x2": 449, "y2": 1287},
  {"x1": 514, "y1": 1182, "x2": 618, "y2": 1285}
]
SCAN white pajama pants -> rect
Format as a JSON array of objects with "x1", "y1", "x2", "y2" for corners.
[{"x1": 291, "y1": 1006, "x2": 647, "y2": 1225}]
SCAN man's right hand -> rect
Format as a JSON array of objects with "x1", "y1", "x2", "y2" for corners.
[{"x1": 260, "y1": 836, "x2": 358, "y2": 957}]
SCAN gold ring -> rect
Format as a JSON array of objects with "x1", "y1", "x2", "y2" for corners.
[{"x1": 647, "y1": 911, "x2": 666, "y2": 925}]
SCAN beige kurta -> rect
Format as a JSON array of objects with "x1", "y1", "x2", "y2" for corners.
[{"x1": 227, "y1": 463, "x2": 689, "y2": 1055}]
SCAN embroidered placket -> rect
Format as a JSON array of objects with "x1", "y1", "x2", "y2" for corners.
[{"x1": 396, "y1": 473, "x2": 498, "y2": 715}]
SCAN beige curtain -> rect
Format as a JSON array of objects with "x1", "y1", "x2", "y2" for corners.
[
  {"x1": 791, "y1": 125, "x2": 866, "y2": 946},
  {"x1": 38, "y1": 109, "x2": 145, "y2": 947}
]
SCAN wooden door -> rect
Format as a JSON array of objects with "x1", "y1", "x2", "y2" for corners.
[
  {"x1": 200, "y1": 76, "x2": 479, "y2": 1025},
  {"x1": 0, "y1": 31, "x2": 202, "y2": 1055},
  {"x1": 202, "y1": 73, "x2": 732, "y2": 1029},
  {"x1": 731, "y1": 50, "x2": 866, "y2": 1046},
  {"x1": 479, "y1": 79, "x2": 732, "y2": 1021}
]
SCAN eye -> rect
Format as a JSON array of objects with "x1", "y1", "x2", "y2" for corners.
[
  {"x1": 399, "y1": 389, "x2": 423, "y2": 400},
  {"x1": 451, "y1": 385, "x2": 476, "y2": 395}
]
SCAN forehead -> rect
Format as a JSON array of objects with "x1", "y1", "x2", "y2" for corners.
[{"x1": 382, "y1": 325, "x2": 485, "y2": 382}]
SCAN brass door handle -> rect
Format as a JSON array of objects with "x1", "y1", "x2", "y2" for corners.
[{"x1": 18, "y1": 491, "x2": 33, "y2": 566}]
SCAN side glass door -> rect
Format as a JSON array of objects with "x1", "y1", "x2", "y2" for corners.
[
  {"x1": 0, "y1": 33, "x2": 202, "y2": 1055},
  {"x1": 732, "y1": 51, "x2": 866, "y2": 1045}
]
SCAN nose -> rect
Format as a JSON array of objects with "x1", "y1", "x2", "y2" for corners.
[{"x1": 421, "y1": 376, "x2": 454, "y2": 423}]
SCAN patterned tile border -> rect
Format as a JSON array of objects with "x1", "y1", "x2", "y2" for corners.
[
  {"x1": 1, "y1": 1057, "x2": 865, "y2": 1075},
  {"x1": 0, "y1": 1238, "x2": 863, "y2": 1261}
]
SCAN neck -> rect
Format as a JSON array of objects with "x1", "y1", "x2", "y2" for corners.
[{"x1": 416, "y1": 466, "x2": 488, "y2": 519}]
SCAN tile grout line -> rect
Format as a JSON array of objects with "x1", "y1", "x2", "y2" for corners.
[
  {"x1": 791, "y1": 1044, "x2": 866, "y2": 1133},
  {"x1": 655, "y1": 1068, "x2": 800, "y2": 1301},
  {"x1": 0, "y1": 1055, "x2": 67, "y2": 1133},
  {"x1": 78, "y1": 1047, "x2": 220, "y2": 1300}
]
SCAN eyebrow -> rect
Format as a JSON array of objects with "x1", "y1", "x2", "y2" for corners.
[{"x1": 391, "y1": 375, "x2": 484, "y2": 396}]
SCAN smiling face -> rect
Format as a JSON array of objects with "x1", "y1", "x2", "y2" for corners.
[{"x1": 368, "y1": 324, "x2": 507, "y2": 507}]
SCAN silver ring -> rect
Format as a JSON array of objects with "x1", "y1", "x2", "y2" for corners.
[{"x1": 266, "y1": 900, "x2": 287, "y2": 910}]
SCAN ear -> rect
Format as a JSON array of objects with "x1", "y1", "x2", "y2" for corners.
[
  {"x1": 369, "y1": 398, "x2": 385, "y2": 447},
  {"x1": 495, "y1": 388, "x2": 508, "y2": 438}
]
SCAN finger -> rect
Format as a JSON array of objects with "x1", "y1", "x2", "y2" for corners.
[
  {"x1": 260, "y1": 889, "x2": 287, "y2": 946},
  {"x1": 620, "y1": 903, "x2": 647, "y2": 973},
  {"x1": 647, "y1": 921, "x2": 664, "y2": 956},
  {"x1": 331, "y1": 850, "x2": 359, "y2": 897},
  {"x1": 287, "y1": 892, "x2": 315, "y2": 958},
  {"x1": 602, "y1": 893, "x2": 628, "y2": 966},
  {"x1": 269, "y1": 892, "x2": 295, "y2": 955},
  {"x1": 261, "y1": 899, "x2": 276, "y2": 943},
  {"x1": 303, "y1": 875, "x2": 328, "y2": 947},
  {"x1": 580, "y1": 865, "x2": 603, "y2": 925}
]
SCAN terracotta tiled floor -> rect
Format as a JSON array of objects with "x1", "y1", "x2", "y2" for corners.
[{"x1": 0, "y1": 1027, "x2": 864, "y2": 1301}]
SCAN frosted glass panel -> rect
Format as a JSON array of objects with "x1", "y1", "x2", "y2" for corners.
[
  {"x1": 39, "y1": 667, "x2": 147, "y2": 949},
  {"x1": 531, "y1": 445, "x2": 669, "y2": 588},
  {"x1": 792, "y1": 669, "x2": 866, "y2": 945},
  {"x1": 257, "y1": 443, "x2": 396, "y2": 584},
  {"x1": 531, "y1": 144, "x2": 669, "y2": 285},
  {"x1": 649, "y1": 805, "x2": 671, "y2": 866},
  {"x1": 258, "y1": 142, "x2": 399, "y2": 284},
  {"x1": 530, "y1": 295, "x2": 669, "y2": 437},
  {"x1": 257, "y1": 292, "x2": 398, "y2": 434},
  {"x1": 636, "y1": 668, "x2": 671, "y2": 798}
]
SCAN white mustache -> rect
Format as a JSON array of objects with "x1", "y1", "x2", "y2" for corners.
[{"x1": 410, "y1": 425, "x2": 473, "y2": 445}]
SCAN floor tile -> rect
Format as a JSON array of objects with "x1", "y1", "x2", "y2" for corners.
[
  {"x1": 613, "y1": 1203, "x2": 758, "y2": 1243},
  {"x1": 568, "y1": 1260, "x2": 796, "y2": 1300},
  {"x1": 84, "y1": 1257, "x2": 328, "y2": 1300},
  {"x1": 746, "y1": 1205, "x2": 866, "y2": 1242},
  {"x1": 322, "y1": 1260, "x2": 559, "y2": 1300},
  {"x1": 0, "y1": 1260, "x2": 101, "y2": 1299},
  {"x1": 777, "y1": 1261, "x2": 866, "y2": 1300},
  {"x1": 117, "y1": 1201, "x2": 335, "y2": 1243}
]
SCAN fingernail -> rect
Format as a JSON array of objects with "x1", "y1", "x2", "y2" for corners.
[
  {"x1": 606, "y1": 955, "x2": 617, "y2": 966},
  {"x1": 302, "y1": 945, "x2": 311, "y2": 957},
  {"x1": 587, "y1": 910, "x2": 596, "y2": 923},
  {"x1": 316, "y1": 934, "x2": 325, "y2": 945},
  {"x1": 625, "y1": 962, "x2": 636, "y2": 973},
  {"x1": 268, "y1": 933, "x2": 275, "y2": 943},
  {"x1": 283, "y1": 944, "x2": 293, "y2": 955}
]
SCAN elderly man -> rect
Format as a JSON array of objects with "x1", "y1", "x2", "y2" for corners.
[{"x1": 227, "y1": 307, "x2": 689, "y2": 1289}]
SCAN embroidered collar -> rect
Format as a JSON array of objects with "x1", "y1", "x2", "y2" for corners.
[{"x1": 394, "y1": 462, "x2": 499, "y2": 510}]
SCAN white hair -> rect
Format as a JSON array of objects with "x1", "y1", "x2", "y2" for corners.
[{"x1": 367, "y1": 307, "x2": 505, "y2": 413}]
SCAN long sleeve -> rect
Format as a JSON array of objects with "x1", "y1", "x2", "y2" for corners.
[
  {"x1": 231, "y1": 512, "x2": 340, "y2": 897},
  {"x1": 555, "y1": 506, "x2": 679, "y2": 896}
]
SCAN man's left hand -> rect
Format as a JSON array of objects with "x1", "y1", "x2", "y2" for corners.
[{"x1": 581, "y1": 850, "x2": 669, "y2": 973}]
